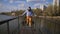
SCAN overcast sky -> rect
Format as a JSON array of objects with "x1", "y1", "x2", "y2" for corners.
[{"x1": 0, "y1": 0, "x2": 53, "y2": 12}]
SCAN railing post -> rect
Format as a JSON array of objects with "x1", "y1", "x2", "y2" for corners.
[
  {"x1": 18, "y1": 16, "x2": 20, "y2": 34},
  {"x1": 54, "y1": 20, "x2": 56, "y2": 34},
  {"x1": 7, "y1": 21, "x2": 10, "y2": 34}
]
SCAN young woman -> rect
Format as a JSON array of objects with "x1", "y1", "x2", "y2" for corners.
[{"x1": 22, "y1": 7, "x2": 35, "y2": 27}]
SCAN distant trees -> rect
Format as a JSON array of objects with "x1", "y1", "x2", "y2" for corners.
[
  {"x1": 32, "y1": 8, "x2": 43, "y2": 16},
  {"x1": 0, "y1": 12, "x2": 7, "y2": 15},
  {"x1": 0, "y1": 4, "x2": 60, "y2": 16},
  {"x1": 43, "y1": 5, "x2": 52, "y2": 16},
  {"x1": 0, "y1": 12, "x2": 11, "y2": 16},
  {"x1": 0, "y1": 10, "x2": 25, "y2": 16},
  {"x1": 45, "y1": 5, "x2": 60, "y2": 16},
  {"x1": 15, "y1": 10, "x2": 25, "y2": 16}
]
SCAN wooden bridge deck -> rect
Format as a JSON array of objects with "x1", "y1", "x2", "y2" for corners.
[
  {"x1": 0, "y1": 15, "x2": 60, "y2": 34},
  {"x1": 20, "y1": 26, "x2": 42, "y2": 34}
]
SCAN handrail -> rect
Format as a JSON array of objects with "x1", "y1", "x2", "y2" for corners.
[
  {"x1": 0, "y1": 16, "x2": 60, "y2": 34},
  {"x1": 0, "y1": 16, "x2": 19, "y2": 25},
  {"x1": 0, "y1": 16, "x2": 36, "y2": 24},
  {"x1": 1, "y1": 16, "x2": 60, "y2": 25},
  {"x1": 0, "y1": 16, "x2": 20, "y2": 34}
]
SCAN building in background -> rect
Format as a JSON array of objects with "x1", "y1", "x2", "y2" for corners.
[
  {"x1": 53, "y1": 0, "x2": 60, "y2": 12},
  {"x1": 34, "y1": 4, "x2": 47, "y2": 11},
  {"x1": 11, "y1": 11, "x2": 16, "y2": 16},
  {"x1": 40, "y1": 4, "x2": 47, "y2": 11},
  {"x1": 53, "y1": 0, "x2": 59, "y2": 6}
]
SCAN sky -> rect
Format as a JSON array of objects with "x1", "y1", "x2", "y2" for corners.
[{"x1": 0, "y1": 0, "x2": 53, "y2": 12}]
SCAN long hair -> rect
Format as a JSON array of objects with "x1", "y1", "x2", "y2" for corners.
[{"x1": 28, "y1": 7, "x2": 32, "y2": 11}]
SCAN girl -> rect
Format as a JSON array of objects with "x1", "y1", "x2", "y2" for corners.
[{"x1": 22, "y1": 7, "x2": 35, "y2": 27}]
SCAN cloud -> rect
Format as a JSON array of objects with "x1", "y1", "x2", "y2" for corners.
[
  {"x1": 34, "y1": 3, "x2": 40, "y2": 7},
  {"x1": 9, "y1": 0, "x2": 14, "y2": 3},
  {"x1": 42, "y1": 0, "x2": 46, "y2": 1},
  {"x1": 26, "y1": 0, "x2": 40, "y2": 2},
  {"x1": 9, "y1": 0, "x2": 26, "y2": 4},
  {"x1": 34, "y1": 3, "x2": 47, "y2": 9},
  {"x1": 17, "y1": 3, "x2": 29, "y2": 10},
  {"x1": 9, "y1": 6, "x2": 17, "y2": 10},
  {"x1": 0, "y1": 3, "x2": 26, "y2": 12},
  {"x1": 16, "y1": 1, "x2": 30, "y2": 10},
  {"x1": 45, "y1": 1, "x2": 49, "y2": 5},
  {"x1": 0, "y1": 3, "x2": 3, "y2": 7},
  {"x1": 26, "y1": 0, "x2": 47, "y2": 2},
  {"x1": 18, "y1": 3, "x2": 25, "y2": 7},
  {"x1": 14, "y1": 1, "x2": 25, "y2": 3},
  {"x1": 0, "y1": 3, "x2": 18, "y2": 12},
  {"x1": 40, "y1": 0, "x2": 47, "y2": 2},
  {"x1": 0, "y1": 2, "x2": 28, "y2": 12},
  {"x1": 34, "y1": 3, "x2": 41, "y2": 9},
  {"x1": 4, "y1": 0, "x2": 8, "y2": 1}
]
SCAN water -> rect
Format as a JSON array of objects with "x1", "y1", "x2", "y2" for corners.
[{"x1": 0, "y1": 15, "x2": 15, "y2": 21}]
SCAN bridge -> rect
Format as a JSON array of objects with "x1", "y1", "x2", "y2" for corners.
[{"x1": 0, "y1": 15, "x2": 60, "y2": 34}]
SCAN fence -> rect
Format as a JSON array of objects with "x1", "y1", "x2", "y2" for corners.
[
  {"x1": 39, "y1": 16, "x2": 60, "y2": 34},
  {"x1": 0, "y1": 16, "x2": 60, "y2": 34},
  {"x1": 0, "y1": 16, "x2": 20, "y2": 34}
]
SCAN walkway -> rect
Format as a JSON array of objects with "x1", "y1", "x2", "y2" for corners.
[
  {"x1": 0, "y1": 15, "x2": 60, "y2": 34},
  {"x1": 20, "y1": 26, "x2": 42, "y2": 34}
]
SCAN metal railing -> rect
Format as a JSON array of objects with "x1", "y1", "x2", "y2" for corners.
[
  {"x1": 39, "y1": 16, "x2": 60, "y2": 34},
  {"x1": 0, "y1": 16, "x2": 20, "y2": 34},
  {"x1": 0, "y1": 16, "x2": 60, "y2": 34}
]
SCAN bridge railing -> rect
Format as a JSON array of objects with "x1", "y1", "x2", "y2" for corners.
[
  {"x1": 38, "y1": 16, "x2": 60, "y2": 34},
  {"x1": 0, "y1": 16, "x2": 60, "y2": 34},
  {"x1": 0, "y1": 16, "x2": 21, "y2": 34}
]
